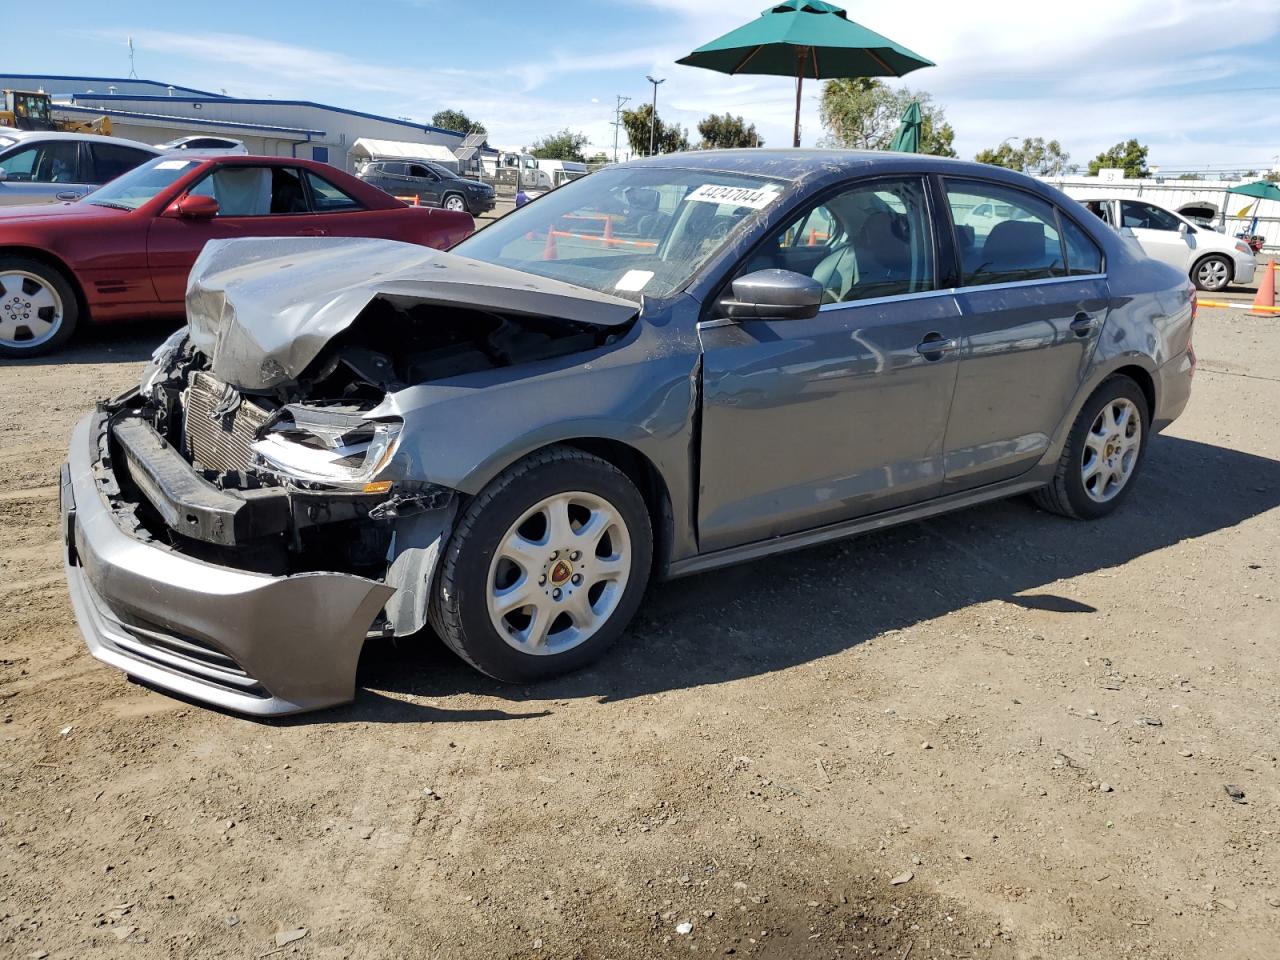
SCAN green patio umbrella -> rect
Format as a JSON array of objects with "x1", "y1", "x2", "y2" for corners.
[
  {"x1": 676, "y1": 0, "x2": 934, "y2": 148},
  {"x1": 1228, "y1": 180, "x2": 1280, "y2": 203},
  {"x1": 888, "y1": 99, "x2": 922, "y2": 153}
]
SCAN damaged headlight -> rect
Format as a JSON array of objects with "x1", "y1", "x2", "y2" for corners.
[
  {"x1": 138, "y1": 327, "x2": 190, "y2": 396},
  {"x1": 251, "y1": 406, "x2": 402, "y2": 492}
]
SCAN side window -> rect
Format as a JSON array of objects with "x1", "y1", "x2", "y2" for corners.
[
  {"x1": 189, "y1": 166, "x2": 309, "y2": 215},
  {"x1": 1120, "y1": 201, "x2": 1181, "y2": 232},
  {"x1": 305, "y1": 171, "x2": 364, "y2": 212},
  {"x1": 1060, "y1": 215, "x2": 1104, "y2": 276},
  {"x1": 945, "y1": 180, "x2": 1065, "y2": 285},
  {"x1": 0, "y1": 142, "x2": 80, "y2": 183},
  {"x1": 408, "y1": 164, "x2": 435, "y2": 180},
  {"x1": 743, "y1": 177, "x2": 934, "y2": 303},
  {"x1": 89, "y1": 144, "x2": 153, "y2": 182}
]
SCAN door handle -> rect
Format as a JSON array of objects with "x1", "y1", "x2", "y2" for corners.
[
  {"x1": 55, "y1": 191, "x2": 80, "y2": 202},
  {"x1": 1069, "y1": 313, "x2": 1098, "y2": 335},
  {"x1": 916, "y1": 334, "x2": 957, "y2": 359}
]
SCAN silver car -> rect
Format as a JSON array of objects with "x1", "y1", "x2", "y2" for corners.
[
  {"x1": 0, "y1": 130, "x2": 160, "y2": 205},
  {"x1": 59, "y1": 151, "x2": 1196, "y2": 715}
]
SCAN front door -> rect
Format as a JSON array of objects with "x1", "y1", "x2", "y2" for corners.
[
  {"x1": 939, "y1": 178, "x2": 1109, "y2": 491},
  {"x1": 0, "y1": 139, "x2": 90, "y2": 205},
  {"x1": 147, "y1": 164, "x2": 326, "y2": 304},
  {"x1": 697, "y1": 177, "x2": 962, "y2": 552},
  {"x1": 1118, "y1": 199, "x2": 1192, "y2": 273}
]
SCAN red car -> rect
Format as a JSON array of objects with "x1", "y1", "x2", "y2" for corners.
[{"x1": 0, "y1": 154, "x2": 475, "y2": 357}]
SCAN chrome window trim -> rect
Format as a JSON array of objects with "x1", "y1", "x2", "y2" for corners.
[{"x1": 816, "y1": 272, "x2": 1108, "y2": 312}]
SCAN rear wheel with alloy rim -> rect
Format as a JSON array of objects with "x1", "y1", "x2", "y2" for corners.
[
  {"x1": 0, "y1": 257, "x2": 79, "y2": 358},
  {"x1": 1193, "y1": 254, "x2": 1231, "y2": 292},
  {"x1": 1033, "y1": 375, "x2": 1150, "y2": 519},
  {"x1": 430, "y1": 446, "x2": 652, "y2": 682},
  {"x1": 443, "y1": 193, "x2": 467, "y2": 213}
]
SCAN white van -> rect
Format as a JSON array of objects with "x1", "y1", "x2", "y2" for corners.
[{"x1": 1080, "y1": 196, "x2": 1255, "y2": 292}]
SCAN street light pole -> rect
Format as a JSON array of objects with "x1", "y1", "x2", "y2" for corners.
[{"x1": 646, "y1": 75, "x2": 665, "y2": 157}]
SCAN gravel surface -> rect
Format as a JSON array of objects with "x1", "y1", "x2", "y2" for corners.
[{"x1": 1, "y1": 306, "x2": 1276, "y2": 959}]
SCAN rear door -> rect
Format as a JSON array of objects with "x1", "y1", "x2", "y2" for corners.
[
  {"x1": 940, "y1": 178, "x2": 1109, "y2": 492},
  {"x1": 697, "y1": 176, "x2": 962, "y2": 551},
  {"x1": 1119, "y1": 200, "x2": 1191, "y2": 272},
  {"x1": 146, "y1": 163, "x2": 328, "y2": 304}
]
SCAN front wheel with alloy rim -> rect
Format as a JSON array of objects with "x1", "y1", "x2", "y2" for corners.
[
  {"x1": 429, "y1": 446, "x2": 653, "y2": 682},
  {"x1": 1033, "y1": 375, "x2": 1150, "y2": 520},
  {"x1": 1193, "y1": 254, "x2": 1232, "y2": 292},
  {"x1": 0, "y1": 256, "x2": 79, "y2": 358},
  {"x1": 442, "y1": 193, "x2": 468, "y2": 213}
]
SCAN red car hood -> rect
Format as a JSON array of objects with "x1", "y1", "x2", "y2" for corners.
[{"x1": 0, "y1": 201, "x2": 130, "y2": 224}]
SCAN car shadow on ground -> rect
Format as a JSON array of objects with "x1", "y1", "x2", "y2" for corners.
[
  {"x1": 0, "y1": 322, "x2": 181, "y2": 368},
  {"x1": 331, "y1": 434, "x2": 1280, "y2": 723}
]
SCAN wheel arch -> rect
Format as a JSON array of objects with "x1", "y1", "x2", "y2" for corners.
[
  {"x1": 1110, "y1": 363, "x2": 1156, "y2": 417},
  {"x1": 1191, "y1": 250, "x2": 1233, "y2": 283},
  {"x1": 0, "y1": 245, "x2": 90, "y2": 322}
]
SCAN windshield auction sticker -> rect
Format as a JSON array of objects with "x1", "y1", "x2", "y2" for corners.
[{"x1": 686, "y1": 183, "x2": 780, "y2": 209}]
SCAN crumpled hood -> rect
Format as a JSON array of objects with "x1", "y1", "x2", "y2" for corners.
[{"x1": 185, "y1": 236, "x2": 639, "y2": 392}]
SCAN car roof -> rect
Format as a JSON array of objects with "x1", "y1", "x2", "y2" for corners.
[
  {"x1": 624, "y1": 148, "x2": 1005, "y2": 180},
  {"x1": 0, "y1": 128, "x2": 161, "y2": 151}
]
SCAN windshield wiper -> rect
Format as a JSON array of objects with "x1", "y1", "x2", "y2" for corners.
[{"x1": 87, "y1": 200, "x2": 136, "y2": 211}]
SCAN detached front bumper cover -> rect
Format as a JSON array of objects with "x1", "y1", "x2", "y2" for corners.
[{"x1": 60, "y1": 412, "x2": 394, "y2": 716}]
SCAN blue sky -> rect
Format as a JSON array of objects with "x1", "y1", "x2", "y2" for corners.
[{"x1": 10, "y1": 0, "x2": 1280, "y2": 172}]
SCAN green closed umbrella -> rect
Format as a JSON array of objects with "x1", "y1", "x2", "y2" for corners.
[
  {"x1": 676, "y1": 0, "x2": 933, "y2": 148},
  {"x1": 888, "y1": 99, "x2": 922, "y2": 153}
]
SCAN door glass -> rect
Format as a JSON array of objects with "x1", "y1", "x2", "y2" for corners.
[
  {"x1": 305, "y1": 171, "x2": 363, "y2": 212},
  {"x1": 945, "y1": 180, "x2": 1065, "y2": 285},
  {"x1": 1120, "y1": 201, "x2": 1182, "y2": 231},
  {"x1": 1060, "y1": 216, "x2": 1104, "y2": 275},
  {"x1": 89, "y1": 143, "x2": 153, "y2": 182},
  {"x1": 741, "y1": 178, "x2": 935, "y2": 303},
  {"x1": 0, "y1": 142, "x2": 79, "y2": 183},
  {"x1": 190, "y1": 166, "x2": 308, "y2": 215}
]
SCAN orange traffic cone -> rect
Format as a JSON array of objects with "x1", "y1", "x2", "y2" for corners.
[
  {"x1": 542, "y1": 229, "x2": 558, "y2": 260},
  {"x1": 603, "y1": 215, "x2": 614, "y2": 244},
  {"x1": 1249, "y1": 258, "x2": 1276, "y2": 316}
]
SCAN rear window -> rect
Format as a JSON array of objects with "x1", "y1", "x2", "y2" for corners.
[{"x1": 1060, "y1": 216, "x2": 1104, "y2": 276}]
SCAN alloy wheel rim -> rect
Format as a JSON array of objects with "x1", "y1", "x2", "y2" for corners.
[
  {"x1": 486, "y1": 491, "x2": 631, "y2": 655},
  {"x1": 1081, "y1": 397, "x2": 1142, "y2": 503},
  {"x1": 445, "y1": 196, "x2": 466, "y2": 212},
  {"x1": 1198, "y1": 259, "x2": 1227, "y2": 287},
  {"x1": 0, "y1": 271, "x2": 63, "y2": 349}
]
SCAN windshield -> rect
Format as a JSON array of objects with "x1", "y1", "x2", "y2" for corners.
[
  {"x1": 452, "y1": 166, "x2": 788, "y2": 300},
  {"x1": 84, "y1": 156, "x2": 202, "y2": 210}
]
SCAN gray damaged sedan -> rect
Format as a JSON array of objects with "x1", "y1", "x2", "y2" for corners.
[{"x1": 59, "y1": 150, "x2": 1196, "y2": 715}]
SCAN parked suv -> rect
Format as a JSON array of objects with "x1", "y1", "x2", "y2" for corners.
[
  {"x1": 0, "y1": 130, "x2": 160, "y2": 205},
  {"x1": 1081, "y1": 196, "x2": 1255, "y2": 292},
  {"x1": 358, "y1": 159, "x2": 495, "y2": 215}
]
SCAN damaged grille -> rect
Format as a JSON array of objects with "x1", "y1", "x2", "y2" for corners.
[{"x1": 182, "y1": 372, "x2": 273, "y2": 473}]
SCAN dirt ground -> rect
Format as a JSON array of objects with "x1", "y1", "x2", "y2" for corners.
[{"x1": 1, "y1": 298, "x2": 1277, "y2": 960}]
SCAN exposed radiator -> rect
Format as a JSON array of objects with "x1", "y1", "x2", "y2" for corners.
[{"x1": 182, "y1": 371, "x2": 273, "y2": 474}]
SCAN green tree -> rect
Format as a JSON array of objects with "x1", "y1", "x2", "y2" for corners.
[
  {"x1": 430, "y1": 108, "x2": 485, "y2": 136},
  {"x1": 697, "y1": 112, "x2": 764, "y2": 149},
  {"x1": 1087, "y1": 139, "x2": 1150, "y2": 178},
  {"x1": 818, "y1": 78, "x2": 957, "y2": 157},
  {"x1": 1264, "y1": 170, "x2": 1280, "y2": 184},
  {"x1": 974, "y1": 137, "x2": 1071, "y2": 176},
  {"x1": 621, "y1": 104, "x2": 689, "y2": 156},
  {"x1": 529, "y1": 129, "x2": 590, "y2": 162}
]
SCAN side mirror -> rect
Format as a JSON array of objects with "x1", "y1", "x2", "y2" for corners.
[
  {"x1": 1177, "y1": 222, "x2": 1189, "y2": 238},
  {"x1": 722, "y1": 269, "x2": 824, "y2": 321},
  {"x1": 165, "y1": 194, "x2": 219, "y2": 219}
]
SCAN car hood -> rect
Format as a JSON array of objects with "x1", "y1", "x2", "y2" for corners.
[
  {"x1": 0, "y1": 200, "x2": 126, "y2": 223},
  {"x1": 186, "y1": 236, "x2": 639, "y2": 392},
  {"x1": 451, "y1": 176, "x2": 492, "y2": 190}
]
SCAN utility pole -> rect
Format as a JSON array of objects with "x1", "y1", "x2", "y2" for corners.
[
  {"x1": 611, "y1": 94, "x2": 631, "y2": 164},
  {"x1": 646, "y1": 75, "x2": 665, "y2": 157}
]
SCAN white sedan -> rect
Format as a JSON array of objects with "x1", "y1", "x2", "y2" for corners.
[{"x1": 1080, "y1": 197, "x2": 1255, "y2": 292}]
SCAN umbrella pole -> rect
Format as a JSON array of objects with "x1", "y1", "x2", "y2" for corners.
[{"x1": 793, "y1": 53, "x2": 804, "y2": 148}]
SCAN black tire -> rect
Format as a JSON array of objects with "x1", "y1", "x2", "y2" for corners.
[
  {"x1": 441, "y1": 192, "x2": 468, "y2": 214},
  {"x1": 0, "y1": 256, "x2": 79, "y2": 358},
  {"x1": 1192, "y1": 254, "x2": 1232, "y2": 292},
  {"x1": 1033, "y1": 375, "x2": 1150, "y2": 520},
  {"x1": 429, "y1": 446, "x2": 653, "y2": 682}
]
